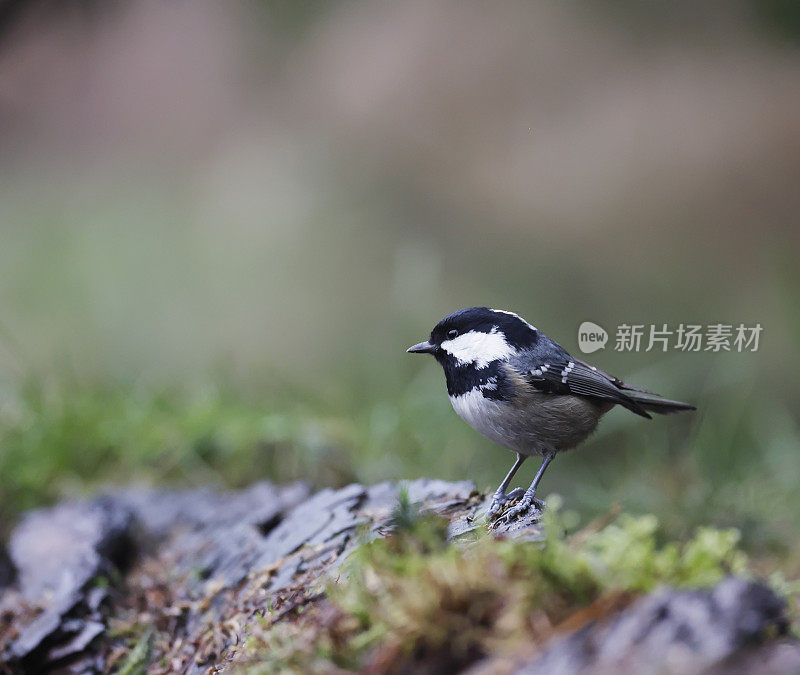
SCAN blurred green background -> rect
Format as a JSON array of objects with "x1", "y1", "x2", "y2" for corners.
[{"x1": 1, "y1": 2, "x2": 798, "y2": 555}]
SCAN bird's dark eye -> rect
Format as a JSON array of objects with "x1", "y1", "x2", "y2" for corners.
[{"x1": 447, "y1": 329, "x2": 459, "y2": 339}]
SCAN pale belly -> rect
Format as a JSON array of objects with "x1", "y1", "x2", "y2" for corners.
[{"x1": 449, "y1": 389, "x2": 607, "y2": 456}]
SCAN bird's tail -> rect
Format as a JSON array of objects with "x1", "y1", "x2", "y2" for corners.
[{"x1": 627, "y1": 393, "x2": 696, "y2": 416}]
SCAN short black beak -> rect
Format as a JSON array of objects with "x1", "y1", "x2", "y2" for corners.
[{"x1": 407, "y1": 340, "x2": 437, "y2": 355}]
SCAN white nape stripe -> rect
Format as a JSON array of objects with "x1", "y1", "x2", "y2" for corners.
[
  {"x1": 490, "y1": 308, "x2": 537, "y2": 331},
  {"x1": 440, "y1": 327, "x2": 515, "y2": 368}
]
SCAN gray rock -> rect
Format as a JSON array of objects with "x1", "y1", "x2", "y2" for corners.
[
  {"x1": 1, "y1": 482, "x2": 310, "y2": 669},
  {"x1": 519, "y1": 577, "x2": 789, "y2": 675},
  {"x1": 115, "y1": 481, "x2": 309, "y2": 540},
  {"x1": 131, "y1": 481, "x2": 311, "y2": 588},
  {"x1": 46, "y1": 618, "x2": 105, "y2": 663},
  {"x1": 8, "y1": 496, "x2": 134, "y2": 605},
  {"x1": 6, "y1": 601, "x2": 65, "y2": 662},
  {"x1": 3, "y1": 496, "x2": 134, "y2": 667},
  {"x1": 710, "y1": 639, "x2": 800, "y2": 674},
  {"x1": 268, "y1": 557, "x2": 303, "y2": 592},
  {"x1": 253, "y1": 483, "x2": 367, "y2": 571},
  {"x1": 4, "y1": 480, "x2": 795, "y2": 675},
  {"x1": 360, "y1": 479, "x2": 476, "y2": 532},
  {"x1": 405, "y1": 478, "x2": 475, "y2": 506}
]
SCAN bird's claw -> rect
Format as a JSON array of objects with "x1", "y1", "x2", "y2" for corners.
[
  {"x1": 487, "y1": 487, "x2": 525, "y2": 519},
  {"x1": 496, "y1": 495, "x2": 545, "y2": 524}
]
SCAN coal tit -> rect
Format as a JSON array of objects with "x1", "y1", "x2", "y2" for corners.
[{"x1": 407, "y1": 307, "x2": 695, "y2": 522}]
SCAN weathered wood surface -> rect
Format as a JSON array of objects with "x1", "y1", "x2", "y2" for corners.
[{"x1": 1, "y1": 481, "x2": 797, "y2": 674}]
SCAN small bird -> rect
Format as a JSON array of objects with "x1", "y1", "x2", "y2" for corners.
[{"x1": 407, "y1": 307, "x2": 695, "y2": 522}]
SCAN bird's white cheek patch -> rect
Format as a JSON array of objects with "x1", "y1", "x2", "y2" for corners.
[{"x1": 441, "y1": 328, "x2": 515, "y2": 368}]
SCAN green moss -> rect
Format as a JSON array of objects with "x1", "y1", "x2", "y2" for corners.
[
  {"x1": 114, "y1": 629, "x2": 153, "y2": 675},
  {"x1": 238, "y1": 498, "x2": 756, "y2": 672},
  {"x1": 575, "y1": 512, "x2": 747, "y2": 592}
]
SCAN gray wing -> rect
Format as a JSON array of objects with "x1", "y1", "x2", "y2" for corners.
[
  {"x1": 513, "y1": 353, "x2": 652, "y2": 418},
  {"x1": 572, "y1": 357, "x2": 656, "y2": 395}
]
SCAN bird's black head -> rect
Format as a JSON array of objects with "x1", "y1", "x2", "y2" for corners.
[{"x1": 407, "y1": 307, "x2": 539, "y2": 368}]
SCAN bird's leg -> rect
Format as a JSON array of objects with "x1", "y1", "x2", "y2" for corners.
[
  {"x1": 500, "y1": 451, "x2": 556, "y2": 522},
  {"x1": 488, "y1": 454, "x2": 526, "y2": 518}
]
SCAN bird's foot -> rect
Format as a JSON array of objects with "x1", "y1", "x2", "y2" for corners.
[
  {"x1": 498, "y1": 493, "x2": 545, "y2": 524},
  {"x1": 487, "y1": 487, "x2": 525, "y2": 519}
]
